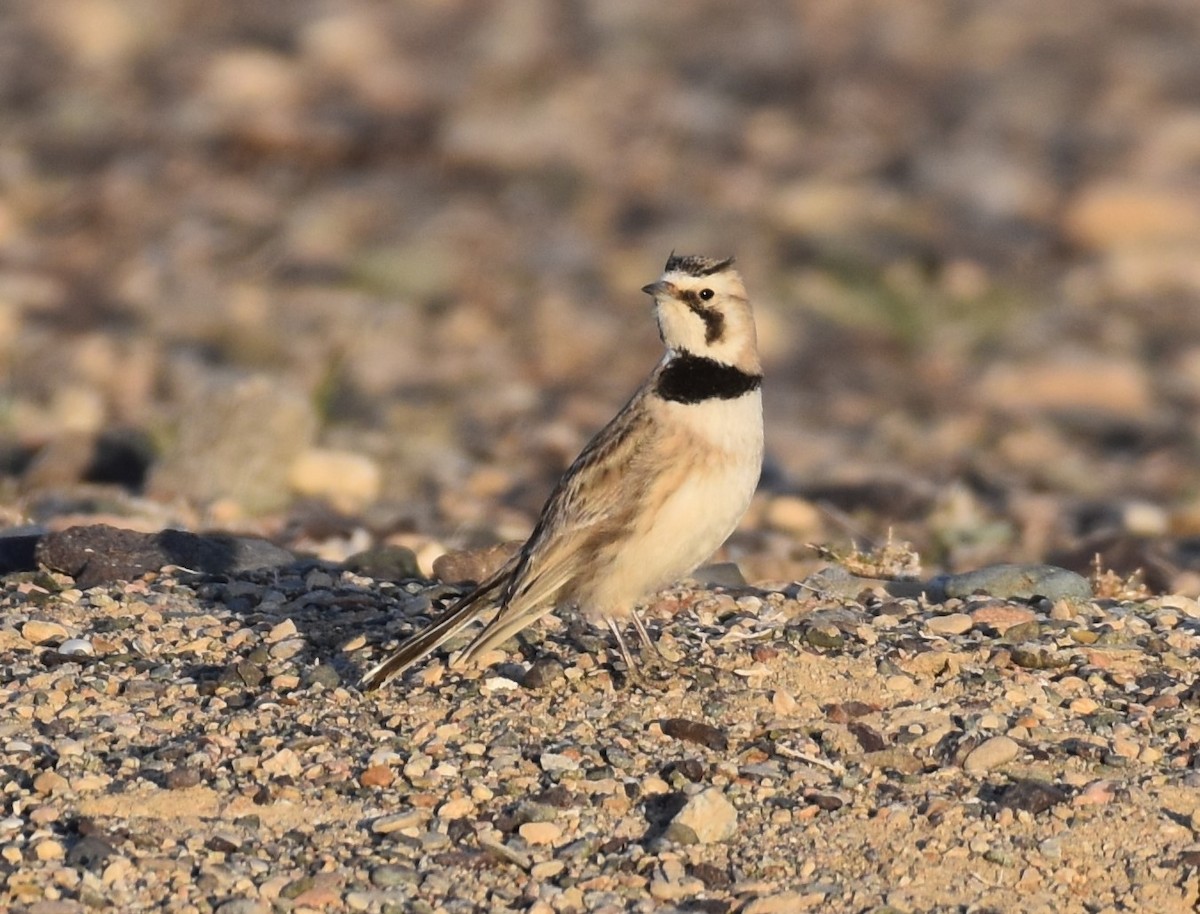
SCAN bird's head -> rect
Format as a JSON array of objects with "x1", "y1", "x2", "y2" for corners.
[{"x1": 642, "y1": 253, "x2": 758, "y2": 371}]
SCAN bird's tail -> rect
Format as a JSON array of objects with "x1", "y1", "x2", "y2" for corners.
[{"x1": 359, "y1": 565, "x2": 511, "y2": 690}]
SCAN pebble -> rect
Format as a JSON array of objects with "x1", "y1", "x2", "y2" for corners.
[
  {"x1": 530, "y1": 860, "x2": 565, "y2": 880},
  {"x1": 665, "y1": 787, "x2": 738, "y2": 844},
  {"x1": 539, "y1": 752, "x2": 579, "y2": 773},
  {"x1": 661, "y1": 718, "x2": 729, "y2": 751},
  {"x1": 743, "y1": 894, "x2": 822, "y2": 914},
  {"x1": 360, "y1": 764, "x2": 395, "y2": 787},
  {"x1": 996, "y1": 780, "x2": 1068, "y2": 814},
  {"x1": 963, "y1": 736, "x2": 1021, "y2": 773},
  {"x1": 372, "y1": 810, "x2": 426, "y2": 834},
  {"x1": 34, "y1": 838, "x2": 66, "y2": 861},
  {"x1": 261, "y1": 748, "x2": 302, "y2": 777},
  {"x1": 437, "y1": 797, "x2": 475, "y2": 819},
  {"x1": 941, "y1": 564, "x2": 1091, "y2": 602},
  {"x1": 1073, "y1": 780, "x2": 1117, "y2": 807},
  {"x1": 22, "y1": 620, "x2": 69, "y2": 644},
  {"x1": 33, "y1": 771, "x2": 69, "y2": 796},
  {"x1": 763, "y1": 495, "x2": 823, "y2": 535},
  {"x1": 925, "y1": 613, "x2": 973, "y2": 636},
  {"x1": 433, "y1": 543, "x2": 516, "y2": 585},
  {"x1": 288, "y1": 447, "x2": 381, "y2": 511},
  {"x1": 518, "y1": 822, "x2": 561, "y2": 846},
  {"x1": 968, "y1": 604, "x2": 1039, "y2": 632},
  {"x1": 522, "y1": 658, "x2": 565, "y2": 690},
  {"x1": 266, "y1": 619, "x2": 298, "y2": 643},
  {"x1": 57, "y1": 637, "x2": 95, "y2": 655},
  {"x1": 343, "y1": 545, "x2": 422, "y2": 581},
  {"x1": 269, "y1": 637, "x2": 307, "y2": 660}
]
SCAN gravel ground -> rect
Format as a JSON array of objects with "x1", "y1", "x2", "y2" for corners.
[
  {"x1": 4, "y1": 2, "x2": 1200, "y2": 912},
  {"x1": 3, "y1": 557, "x2": 1200, "y2": 913}
]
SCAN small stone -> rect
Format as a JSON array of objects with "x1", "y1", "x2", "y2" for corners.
[
  {"x1": 943, "y1": 564, "x2": 1090, "y2": 602},
  {"x1": 860, "y1": 748, "x2": 922, "y2": 775},
  {"x1": 518, "y1": 822, "x2": 562, "y2": 846},
  {"x1": 437, "y1": 797, "x2": 475, "y2": 819},
  {"x1": 743, "y1": 894, "x2": 820, "y2": 914},
  {"x1": 665, "y1": 787, "x2": 737, "y2": 844},
  {"x1": 650, "y1": 874, "x2": 705, "y2": 900},
  {"x1": 343, "y1": 545, "x2": 422, "y2": 581},
  {"x1": 1073, "y1": 779, "x2": 1117, "y2": 807},
  {"x1": 661, "y1": 718, "x2": 729, "y2": 752},
  {"x1": 764, "y1": 495, "x2": 823, "y2": 535},
  {"x1": 483, "y1": 676, "x2": 520, "y2": 691},
  {"x1": 147, "y1": 375, "x2": 320, "y2": 514},
  {"x1": 995, "y1": 779, "x2": 1068, "y2": 815},
  {"x1": 261, "y1": 748, "x2": 302, "y2": 778},
  {"x1": 206, "y1": 833, "x2": 241, "y2": 853},
  {"x1": 372, "y1": 810, "x2": 426, "y2": 834},
  {"x1": 216, "y1": 899, "x2": 271, "y2": 914},
  {"x1": 925, "y1": 613, "x2": 973, "y2": 636},
  {"x1": 289, "y1": 448, "x2": 381, "y2": 511},
  {"x1": 67, "y1": 835, "x2": 116, "y2": 872},
  {"x1": 522, "y1": 658, "x2": 565, "y2": 690},
  {"x1": 266, "y1": 619, "x2": 298, "y2": 643},
  {"x1": 690, "y1": 562, "x2": 747, "y2": 587},
  {"x1": 539, "y1": 752, "x2": 579, "y2": 773},
  {"x1": 269, "y1": 637, "x2": 307, "y2": 660},
  {"x1": 58, "y1": 638, "x2": 95, "y2": 656},
  {"x1": 22, "y1": 620, "x2": 69, "y2": 644},
  {"x1": 433, "y1": 543, "x2": 519, "y2": 585},
  {"x1": 1011, "y1": 646, "x2": 1069, "y2": 670},
  {"x1": 530, "y1": 860, "x2": 565, "y2": 880},
  {"x1": 1068, "y1": 697, "x2": 1100, "y2": 715},
  {"x1": 963, "y1": 736, "x2": 1021, "y2": 774},
  {"x1": 164, "y1": 766, "x2": 202, "y2": 790},
  {"x1": 360, "y1": 765, "x2": 395, "y2": 788},
  {"x1": 772, "y1": 690, "x2": 798, "y2": 715},
  {"x1": 969, "y1": 605, "x2": 1039, "y2": 633},
  {"x1": 803, "y1": 624, "x2": 844, "y2": 650},
  {"x1": 305, "y1": 663, "x2": 340, "y2": 689},
  {"x1": 1111, "y1": 738, "x2": 1140, "y2": 760},
  {"x1": 35, "y1": 839, "x2": 66, "y2": 861},
  {"x1": 33, "y1": 770, "x2": 69, "y2": 796}
]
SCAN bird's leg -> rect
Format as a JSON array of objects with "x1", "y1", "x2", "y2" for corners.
[
  {"x1": 606, "y1": 616, "x2": 637, "y2": 670},
  {"x1": 630, "y1": 610, "x2": 663, "y2": 659}
]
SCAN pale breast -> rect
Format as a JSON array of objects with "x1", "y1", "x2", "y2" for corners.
[{"x1": 580, "y1": 389, "x2": 763, "y2": 615}]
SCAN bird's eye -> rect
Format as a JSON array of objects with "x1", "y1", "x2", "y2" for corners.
[{"x1": 699, "y1": 288, "x2": 714, "y2": 300}]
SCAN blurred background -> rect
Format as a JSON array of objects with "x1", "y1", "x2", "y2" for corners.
[{"x1": 2, "y1": 0, "x2": 1200, "y2": 590}]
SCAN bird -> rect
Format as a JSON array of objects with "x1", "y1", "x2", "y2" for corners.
[{"x1": 360, "y1": 252, "x2": 763, "y2": 690}]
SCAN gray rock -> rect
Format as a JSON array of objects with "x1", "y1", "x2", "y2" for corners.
[
  {"x1": 66, "y1": 835, "x2": 116, "y2": 872},
  {"x1": 343, "y1": 545, "x2": 422, "y2": 581},
  {"x1": 963, "y1": 735, "x2": 1021, "y2": 773},
  {"x1": 690, "y1": 562, "x2": 747, "y2": 588},
  {"x1": 994, "y1": 779, "x2": 1068, "y2": 815},
  {"x1": 370, "y1": 865, "x2": 420, "y2": 888},
  {"x1": 147, "y1": 374, "x2": 319, "y2": 514},
  {"x1": 937, "y1": 564, "x2": 1090, "y2": 602},
  {"x1": 665, "y1": 787, "x2": 738, "y2": 844},
  {"x1": 37, "y1": 525, "x2": 295, "y2": 587}
]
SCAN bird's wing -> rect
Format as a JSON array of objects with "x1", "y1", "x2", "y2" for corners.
[{"x1": 457, "y1": 391, "x2": 658, "y2": 661}]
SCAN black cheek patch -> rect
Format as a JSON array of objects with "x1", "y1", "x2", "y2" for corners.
[
  {"x1": 680, "y1": 290, "x2": 725, "y2": 344},
  {"x1": 656, "y1": 355, "x2": 762, "y2": 404}
]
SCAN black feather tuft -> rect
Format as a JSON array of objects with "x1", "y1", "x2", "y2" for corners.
[{"x1": 663, "y1": 253, "x2": 735, "y2": 277}]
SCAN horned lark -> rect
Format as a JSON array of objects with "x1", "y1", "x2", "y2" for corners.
[{"x1": 360, "y1": 253, "x2": 763, "y2": 689}]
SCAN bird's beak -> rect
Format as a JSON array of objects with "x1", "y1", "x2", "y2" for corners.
[{"x1": 641, "y1": 281, "x2": 673, "y2": 297}]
